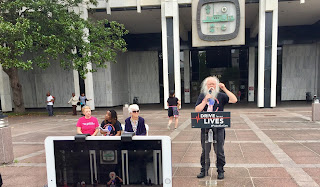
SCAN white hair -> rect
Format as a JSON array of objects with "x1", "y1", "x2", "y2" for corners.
[
  {"x1": 109, "y1": 172, "x2": 116, "y2": 180},
  {"x1": 128, "y1": 104, "x2": 139, "y2": 114},
  {"x1": 200, "y1": 76, "x2": 220, "y2": 99}
]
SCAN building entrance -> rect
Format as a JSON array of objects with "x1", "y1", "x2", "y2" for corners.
[{"x1": 190, "y1": 47, "x2": 248, "y2": 103}]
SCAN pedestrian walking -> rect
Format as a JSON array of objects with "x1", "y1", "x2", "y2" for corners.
[{"x1": 167, "y1": 91, "x2": 180, "y2": 130}]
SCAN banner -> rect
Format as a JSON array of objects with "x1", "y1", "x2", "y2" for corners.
[{"x1": 191, "y1": 111, "x2": 231, "y2": 128}]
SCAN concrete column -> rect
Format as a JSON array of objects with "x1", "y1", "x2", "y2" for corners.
[
  {"x1": 72, "y1": 69, "x2": 81, "y2": 111},
  {"x1": 317, "y1": 42, "x2": 320, "y2": 96},
  {"x1": 173, "y1": 0, "x2": 181, "y2": 107},
  {"x1": 183, "y1": 50, "x2": 190, "y2": 103},
  {"x1": 258, "y1": 0, "x2": 278, "y2": 108},
  {"x1": 0, "y1": 65, "x2": 12, "y2": 112},
  {"x1": 258, "y1": 1, "x2": 265, "y2": 107},
  {"x1": 80, "y1": 6, "x2": 95, "y2": 110},
  {"x1": 248, "y1": 47, "x2": 255, "y2": 102},
  {"x1": 161, "y1": 0, "x2": 180, "y2": 109},
  {"x1": 161, "y1": 1, "x2": 169, "y2": 109},
  {"x1": 270, "y1": 4, "x2": 278, "y2": 107}
]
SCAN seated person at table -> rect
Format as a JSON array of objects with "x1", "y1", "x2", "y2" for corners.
[
  {"x1": 100, "y1": 110, "x2": 121, "y2": 136},
  {"x1": 76, "y1": 105, "x2": 99, "y2": 136},
  {"x1": 124, "y1": 104, "x2": 146, "y2": 135}
]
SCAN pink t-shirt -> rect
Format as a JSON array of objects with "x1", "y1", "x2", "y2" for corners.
[{"x1": 76, "y1": 116, "x2": 99, "y2": 135}]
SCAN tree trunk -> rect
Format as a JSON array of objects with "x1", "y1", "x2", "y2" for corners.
[{"x1": 2, "y1": 67, "x2": 25, "y2": 113}]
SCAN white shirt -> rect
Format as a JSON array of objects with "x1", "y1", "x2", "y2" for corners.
[
  {"x1": 130, "y1": 118, "x2": 138, "y2": 133},
  {"x1": 47, "y1": 95, "x2": 54, "y2": 105},
  {"x1": 68, "y1": 96, "x2": 79, "y2": 105}
]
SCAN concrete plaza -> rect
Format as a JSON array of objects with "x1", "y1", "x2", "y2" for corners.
[{"x1": 1, "y1": 102, "x2": 320, "y2": 187}]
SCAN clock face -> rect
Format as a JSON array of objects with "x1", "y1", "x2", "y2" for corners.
[
  {"x1": 200, "y1": 2, "x2": 237, "y2": 36},
  {"x1": 196, "y1": 0, "x2": 240, "y2": 42}
]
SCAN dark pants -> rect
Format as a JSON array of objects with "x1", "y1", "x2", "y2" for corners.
[
  {"x1": 72, "y1": 105, "x2": 77, "y2": 115},
  {"x1": 80, "y1": 104, "x2": 85, "y2": 115},
  {"x1": 200, "y1": 128, "x2": 226, "y2": 173},
  {"x1": 46, "y1": 105, "x2": 54, "y2": 116}
]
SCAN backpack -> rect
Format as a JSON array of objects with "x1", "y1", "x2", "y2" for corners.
[{"x1": 52, "y1": 96, "x2": 55, "y2": 104}]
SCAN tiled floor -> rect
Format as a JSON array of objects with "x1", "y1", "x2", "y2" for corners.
[{"x1": 1, "y1": 103, "x2": 320, "y2": 186}]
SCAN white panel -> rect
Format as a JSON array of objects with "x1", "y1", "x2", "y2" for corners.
[
  {"x1": 248, "y1": 47, "x2": 255, "y2": 102},
  {"x1": 183, "y1": 50, "x2": 190, "y2": 103}
]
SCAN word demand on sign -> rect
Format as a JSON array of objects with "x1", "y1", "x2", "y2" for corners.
[{"x1": 191, "y1": 111, "x2": 231, "y2": 128}]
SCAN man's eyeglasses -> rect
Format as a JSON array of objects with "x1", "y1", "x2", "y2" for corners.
[{"x1": 132, "y1": 110, "x2": 140, "y2": 113}]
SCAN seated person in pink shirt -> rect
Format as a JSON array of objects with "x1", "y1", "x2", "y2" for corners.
[{"x1": 76, "y1": 106, "x2": 99, "y2": 136}]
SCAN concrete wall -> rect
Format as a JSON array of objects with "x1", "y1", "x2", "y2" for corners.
[
  {"x1": 92, "y1": 62, "x2": 114, "y2": 107},
  {"x1": 111, "y1": 54, "x2": 129, "y2": 106},
  {"x1": 282, "y1": 44, "x2": 318, "y2": 100},
  {"x1": 5, "y1": 51, "x2": 159, "y2": 109},
  {"x1": 18, "y1": 59, "x2": 75, "y2": 108},
  {"x1": 93, "y1": 51, "x2": 160, "y2": 107},
  {"x1": 127, "y1": 51, "x2": 160, "y2": 104}
]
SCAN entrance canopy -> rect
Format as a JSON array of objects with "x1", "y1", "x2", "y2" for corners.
[{"x1": 89, "y1": 0, "x2": 320, "y2": 35}]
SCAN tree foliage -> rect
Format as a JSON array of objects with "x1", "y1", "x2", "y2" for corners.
[
  {"x1": 0, "y1": 0, "x2": 128, "y2": 78},
  {"x1": 0, "y1": 0, "x2": 128, "y2": 112}
]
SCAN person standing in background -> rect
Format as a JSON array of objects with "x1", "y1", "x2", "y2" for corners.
[
  {"x1": 46, "y1": 92, "x2": 54, "y2": 116},
  {"x1": 79, "y1": 93, "x2": 91, "y2": 108},
  {"x1": 68, "y1": 93, "x2": 79, "y2": 115}
]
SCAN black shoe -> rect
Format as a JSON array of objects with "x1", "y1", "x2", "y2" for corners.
[
  {"x1": 197, "y1": 171, "x2": 208, "y2": 178},
  {"x1": 217, "y1": 172, "x2": 224, "y2": 180}
]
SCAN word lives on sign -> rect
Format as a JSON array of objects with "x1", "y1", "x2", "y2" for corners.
[
  {"x1": 191, "y1": 112, "x2": 231, "y2": 128},
  {"x1": 192, "y1": 0, "x2": 245, "y2": 47}
]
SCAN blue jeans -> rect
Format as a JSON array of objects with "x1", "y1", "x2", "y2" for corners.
[{"x1": 47, "y1": 105, "x2": 54, "y2": 116}]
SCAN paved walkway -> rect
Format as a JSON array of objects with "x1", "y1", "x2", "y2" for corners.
[{"x1": 1, "y1": 103, "x2": 320, "y2": 187}]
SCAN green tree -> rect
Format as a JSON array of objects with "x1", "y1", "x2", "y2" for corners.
[{"x1": 0, "y1": 0, "x2": 128, "y2": 112}]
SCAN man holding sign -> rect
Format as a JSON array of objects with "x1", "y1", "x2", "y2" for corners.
[{"x1": 195, "y1": 76, "x2": 237, "y2": 179}]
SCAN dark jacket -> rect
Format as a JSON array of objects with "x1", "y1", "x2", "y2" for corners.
[{"x1": 124, "y1": 116, "x2": 146, "y2": 135}]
